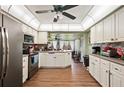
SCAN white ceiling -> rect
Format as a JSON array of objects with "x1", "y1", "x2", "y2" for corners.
[
  {"x1": 26, "y1": 5, "x2": 93, "y2": 24},
  {"x1": 1, "y1": 5, "x2": 120, "y2": 31}
]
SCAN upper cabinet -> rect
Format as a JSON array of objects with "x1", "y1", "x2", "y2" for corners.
[
  {"x1": 90, "y1": 26, "x2": 96, "y2": 44},
  {"x1": 22, "y1": 24, "x2": 38, "y2": 43},
  {"x1": 115, "y1": 7, "x2": 124, "y2": 42},
  {"x1": 38, "y1": 32, "x2": 48, "y2": 44},
  {"x1": 96, "y1": 21, "x2": 104, "y2": 43},
  {"x1": 90, "y1": 21, "x2": 104, "y2": 44},
  {"x1": 90, "y1": 7, "x2": 124, "y2": 44},
  {"x1": 103, "y1": 14, "x2": 115, "y2": 42}
]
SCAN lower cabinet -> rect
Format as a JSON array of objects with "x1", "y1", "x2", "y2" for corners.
[
  {"x1": 22, "y1": 56, "x2": 28, "y2": 83},
  {"x1": 39, "y1": 52, "x2": 72, "y2": 68},
  {"x1": 110, "y1": 72, "x2": 124, "y2": 87},
  {"x1": 110, "y1": 62, "x2": 124, "y2": 87},
  {"x1": 89, "y1": 55, "x2": 124, "y2": 87},
  {"x1": 39, "y1": 52, "x2": 48, "y2": 67},
  {"x1": 89, "y1": 55, "x2": 100, "y2": 83},
  {"x1": 100, "y1": 59, "x2": 110, "y2": 87}
]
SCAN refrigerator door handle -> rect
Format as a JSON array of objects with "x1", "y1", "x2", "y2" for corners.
[
  {"x1": 0, "y1": 27, "x2": 6, "y2": 80},
  {"x1": 4, "y1": 28, "x2": 9, "y2": 78},
  {"x1": 0, "y1": 27, "x2": 3, "y2": 79}
]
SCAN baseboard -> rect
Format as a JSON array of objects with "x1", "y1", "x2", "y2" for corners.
[{"x1": 39, "y1": 65, "x2": 71, "y2": 69}]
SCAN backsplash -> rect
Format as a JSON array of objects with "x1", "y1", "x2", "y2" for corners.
[{"x1": 92, "y1": 42, "x2": 124, "y2": 59}]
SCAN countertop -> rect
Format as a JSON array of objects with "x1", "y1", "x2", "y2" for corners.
[
  {"x1": 90, "y1": 54, "x2": 124, "y2": 66},
  {"x1": 39, "y1": 50, "x2": 72, "y2": 53}
]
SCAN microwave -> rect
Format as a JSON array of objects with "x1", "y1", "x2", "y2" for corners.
[{"x1": 24, "y1": 34, "x2": 34, "y2": 43}]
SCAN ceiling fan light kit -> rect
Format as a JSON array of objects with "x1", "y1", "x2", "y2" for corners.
[{"x1": 35, "y1": 5, "x2": 78, "y2": 22}]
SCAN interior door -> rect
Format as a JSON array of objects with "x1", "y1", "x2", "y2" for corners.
[
  {"x1": 3, "y1": 15, "x2": 23, "y2": 87},
  {"x1": 0, "y1": 13, "x2": 2, "y2": 87}
]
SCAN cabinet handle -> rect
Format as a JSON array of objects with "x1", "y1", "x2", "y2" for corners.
[
  {"x1": 54, "y1": 57, "x2": 56, "y2": 58},
  {"x1": 115, "y1": 38, "x2": 118, "y2": 40},
  {"x1": 114, "y1": 68, "x2": 119, "y2": 71},
  {"x1": 111, "y1": 38, "x2": 114, "y2": 41}
]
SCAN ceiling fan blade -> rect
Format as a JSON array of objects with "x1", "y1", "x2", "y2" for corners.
[
  {"x1": 62, "y1": 12, "x2": 76, "y2": 20},
  {"x1": 35, "y1": 10, "x2": 54, "y2": 14},
  {"x1": 63, "y1": 5, "x2": 78, "y2": 11}
]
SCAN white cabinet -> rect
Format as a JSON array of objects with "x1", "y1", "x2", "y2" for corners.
[
  {"x1": 115, "y1": 7, "x2": 124, "y2": 42},
  {"x1": 89, "y1": 55, "x2": 124, "y2": 87},
  {"x1": 22, "y1": 24, "x2": 38, "y2": 43},
  {"x1": 65, "y1": 52, "x2": 72, "y2": 66},
  {"x1": 89, "y1": 55, "x2": 100, "y2": 82},
  {"x1": 39, "y1": 53, "x2": 47, "y2": 67},
  {"x1": 22, "y1": 56, "x2": 28, "y2": 83},
  {"x1": 100, "y1": 59, "x2": 110, "y2": 87},
  {"x1": 46, "y1": 53, "x2": 56, "y2": 67},
  {"x1": 55, "y1": 53, "x2": 65, "y2": 67},
  {"x1": 110, "y1": 62, "x2": 124, "y2": 87},
  {"x1": 90, "y1": 7, "x2": 124, "y2": 43},
  {"x1": 22, "y1": 24, "x2": 33, "y2": 35},
  {"x1": 96, "y1": 21, "x2": 104, "y2": 43},
  {"x1": 103, "y1": 14, "x2": 115, "y2": 42},
  {"x1": 90, "y1": 26, "x2": 96, "y2": 44},
  {"x1": 110, "y1": 72, "x2": 124, "y2": 87},
  {"x1": 38, "y1": 32, "x2": 48, "y2": 44},
  {"x1": 39, "y1": 52, "x2": 72, "y2": 68},
  {"x1": 89, "y1": 56, "x2": 94, "y2": 76},
  {"x1": 32, "y1": 30, "x2": 38, "y2": 43}
]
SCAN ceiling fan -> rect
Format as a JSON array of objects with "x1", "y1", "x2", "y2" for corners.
[{"x1": 35, "y1": 5, "x2": 78, "y2": 22}]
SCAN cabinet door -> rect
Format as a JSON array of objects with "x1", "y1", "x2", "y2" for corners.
[
  {"x1": 32, "y1": 30, "x2": 38, "y2": 43},
  {"x1": 38, "y1": 32, "x2": 48, "y2": 44},
  {"x1": 89, "y1": 56, "x2": 94, "y2": 76},
  {"x1": 39, "y1": 53, "x2": 47, "y2": 67},
  {"x1": 46, "y1": 53, "x2": 56, "y2": 67},
  {"x1": 55, "y1": 53, "x2": 65, "y2": 67},
  {"x1": 64, "y1": 53, "x2": 72, "y2": 66},
  {"x1": 90, "y1": 26, "x2": 96, "y2": 44},
  {"x1": 94, "y1": 61, "x2": 100, "y2": 82},
  {"x1": 103, "y1": 14, "x2": 115, "y2": 42},
  {"x1": 100, "y1": 67, "x2": 109, "y2": 87},
  {"x1": 110, "y1": 72, "x2": 124, "y2": 87},
  {"x1": 116, "y1": 7, "x2": 124, "y2": 41},
  {"x1": 23, "y1": 56, "x2": 28, "y2": 83},
  {"x1": 96, "y1": 21, "x2": 104, "y2": 43}
]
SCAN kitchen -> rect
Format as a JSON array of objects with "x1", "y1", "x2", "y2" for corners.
[{"x1": 0, "y1": 5, "x2": 124, "y2": 87}]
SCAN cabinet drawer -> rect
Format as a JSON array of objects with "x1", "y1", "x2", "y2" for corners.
[
  {"x1": 111, "y1": 62, "x2": 124, "y2": 75},
  {"x1": 100, "y1": 59, "x2": 110, "y2": 68}
]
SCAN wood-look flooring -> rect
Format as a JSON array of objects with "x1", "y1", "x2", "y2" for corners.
[{"x1": 23, "y1": 62, "x2": 101, "y2": 87}]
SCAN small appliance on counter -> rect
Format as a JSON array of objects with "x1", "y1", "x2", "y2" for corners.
[{"x1": 92, "y1": 46, "x2": 101, "y2": 54}]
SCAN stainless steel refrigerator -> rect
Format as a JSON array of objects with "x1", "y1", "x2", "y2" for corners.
[{"x1": 0, "y1": 13, "x2": 23, "y2": 87}]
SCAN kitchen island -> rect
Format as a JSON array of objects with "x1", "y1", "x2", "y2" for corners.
[{"x1": 39, "y1": 51, "x2": 73, "y2": 68}]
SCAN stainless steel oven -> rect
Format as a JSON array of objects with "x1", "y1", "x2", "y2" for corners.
[{"x1": 28, "y1": 53, "x2": 39, "y2": 79}]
